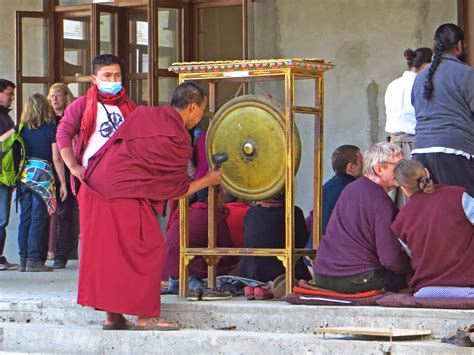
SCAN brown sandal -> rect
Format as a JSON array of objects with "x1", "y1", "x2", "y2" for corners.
[
  {"x1": 103, "y1": 315, "x2": 135, "y2": 330},
  {"x1": 134, "y1": 317, "x2": 180, "y2": 331}
]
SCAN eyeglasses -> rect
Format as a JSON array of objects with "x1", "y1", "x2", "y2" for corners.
[{"x1": 382, "y1": 161, "x2": 398, "y2": 165}]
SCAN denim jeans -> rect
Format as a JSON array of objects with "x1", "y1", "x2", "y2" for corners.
[
  {"x1": 0, "y1": 183, "x2": 13, "y2": 255},
  {"x1": 18, "y1": 184, "x2": 49, "y2": 261}
]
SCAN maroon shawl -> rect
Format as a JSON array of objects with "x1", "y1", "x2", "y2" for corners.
[{"x1": 84, "y1": 105, "x2": 192, "y2": 213}]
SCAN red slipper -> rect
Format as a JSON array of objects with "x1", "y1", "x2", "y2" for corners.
[
  {"x1": 254, "y1": 286, "x2": 273, "y2": 300},
  {"x1": 244, "y1": 286, "x2": 255, "y2": 300}
]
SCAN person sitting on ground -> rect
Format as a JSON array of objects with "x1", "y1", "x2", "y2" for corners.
[
  {"x1": 391, "y1": 159, "x2": 474, "y2": 292},
  {"x1": 224, "y1": 193, "x2": 250, "y2": 248},
  {"x1": 237, "y1": 194, "x2": 311, "y2": 283},
  {"x1": 305, "y1": 144, "x2": 363, "y2": 249},
  {"x1": 313, "y1": 142, "x2": 412, "y2": 293},
  {"x1": 162, "y1": 186, "x2": 237, "y2": 290}
]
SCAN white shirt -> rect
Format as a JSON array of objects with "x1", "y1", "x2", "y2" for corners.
[
  {"x1": 82, "y1": 103, "x2": 124, "y2": 168},
  {"x1": 384, "y1": 71, "x2": 417, "y2": 135}
]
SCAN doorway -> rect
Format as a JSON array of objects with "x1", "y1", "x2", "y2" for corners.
[{"x1": 16, "y1": 0, "x2": 246, "y2": 115}]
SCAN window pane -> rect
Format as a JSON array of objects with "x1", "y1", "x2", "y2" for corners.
[
  {"x1": 22, "y1": 18, "x2": 48, "y2": 77},
  {"x1": 99, "y1": 12, "x2": 117, "y2": 55},
  {"x1": 129, "y1": 80, "x2": 148, "y2": 105},
  {"x1": 129, "y1": 12, "x2": 148, "y2": 74},
  {"x1": 22, "y1": 84, "x2": 48, "y2": 108},
  {"x1": 198, "y1": 6, "x2": 242, "y2": 61},
  {"x1": 158, "y1": 77, "x2": 178, "y2": 106},
  {"x1": 67, "y1": 82, "x2": 89, "y2": 97},
  {"x1": 63, "y1": 17, "x2": 92, "y2": 76},
  {"x1": 158, "y1": 8, "x2": 179, "y2": 69}
]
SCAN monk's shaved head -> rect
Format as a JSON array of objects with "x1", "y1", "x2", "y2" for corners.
[{"x1": 171, "y1": 82, "x2": 207, "y2": 109}]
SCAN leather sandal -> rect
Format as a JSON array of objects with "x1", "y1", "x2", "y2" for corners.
[
  {"x1": 102, "y1": 315, "x2": 135, "y2": 330},
  {"x1": 134, "y1": 317, "x2": 180, "y2": 331}
]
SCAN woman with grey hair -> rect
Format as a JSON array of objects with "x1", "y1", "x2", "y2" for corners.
[{"x1": 313, "y1": 142, "x2": 412, "y2": 294}]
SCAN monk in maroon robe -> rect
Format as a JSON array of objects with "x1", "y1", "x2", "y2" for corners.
[{"x1": 77, "y1": 82, "x2": 221, "y2": 330}]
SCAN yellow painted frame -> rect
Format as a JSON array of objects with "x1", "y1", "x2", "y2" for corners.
[{"x1": 171, "y1": 58, "x2": 334, "y2": 297}]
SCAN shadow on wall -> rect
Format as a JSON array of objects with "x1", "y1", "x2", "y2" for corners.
[{"x1": 366, "y1": 80, "x2": 379, "y2": 145}]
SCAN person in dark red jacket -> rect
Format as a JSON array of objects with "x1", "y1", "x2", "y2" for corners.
[
  {"x1": 391, "y1": 159, "x2": 474, "y2": 292},
  {"x1": 162, "y1": 187, "x2": 236, "y2": 282}
]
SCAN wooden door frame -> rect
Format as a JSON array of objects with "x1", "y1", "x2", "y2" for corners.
[{"x1": 459, "y1": 0, "x2": 474, "y2": 65}]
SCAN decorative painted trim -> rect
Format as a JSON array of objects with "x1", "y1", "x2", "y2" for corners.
[{"x1": 168, "y1": 58, "x2": 334, "y2": 74}]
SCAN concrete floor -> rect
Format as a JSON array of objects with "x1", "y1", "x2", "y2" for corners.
[
  {"x1": 1, "y1": 260, "x2": 79, "y2": 301},
  {"x1": 3, "y1": 199, "x2": 19, "y2": 263}
]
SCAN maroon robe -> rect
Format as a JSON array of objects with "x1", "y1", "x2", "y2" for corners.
[{"x1": 78, "y1": 105, "x2": 192, "y2": 317}]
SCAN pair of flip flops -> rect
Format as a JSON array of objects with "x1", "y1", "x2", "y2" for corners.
[
  {"x1": 103, "y1": 317, "x2": 180, "y2": 331},
  {"x1": 133, "y1": 318, "x2": 180, "y2": 331},
  {"x1": 102, "y1": 316, "x2": 135, "y2": 330}
]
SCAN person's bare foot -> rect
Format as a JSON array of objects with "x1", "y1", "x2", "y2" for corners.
[{"x1": 135, "y1": 317, "x2": 180, "y2": 331}]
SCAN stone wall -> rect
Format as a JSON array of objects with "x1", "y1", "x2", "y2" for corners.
[{"x1": 248, "y1": 0, "x2": 457, "y2": 213}]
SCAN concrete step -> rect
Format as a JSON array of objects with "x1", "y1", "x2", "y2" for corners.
[
  {"x1": 1, "y1": 296, "x2": 473, "y2": 338},
  {"x1": 1, "y1": 322, "x2": 472, "y2": 355}
]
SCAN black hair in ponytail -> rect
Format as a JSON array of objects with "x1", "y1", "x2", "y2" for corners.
[{"x1": 423, "y1": 24, "x2": 464, "y2": 101}]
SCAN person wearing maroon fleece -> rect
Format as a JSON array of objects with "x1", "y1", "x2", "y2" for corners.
[
  {"x1": 162, "y1": 187, "x2": 236, "y2": 281},
  {"x1": 391, "y1": 159, "x2": 474, "y2": 292},
  {"x1": 56, "y1": 54, "x2": 135, "y2": 194},
  {"x1": 313, "y1": 142, "x2": 412, "y2": 293}
]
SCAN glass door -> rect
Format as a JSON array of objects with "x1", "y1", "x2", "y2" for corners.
[
  {"x1": 59, "y1": 10, "x2": 92, "y2": 97},
  {"x1": 15, "y1": 11, "x2": 54, "y2": 117},
  {"x1": 155, "y1": 6, "x2": 182, "y2": 106},
  {"x1": 194, "y1": 1, "x2": 244, "y2": 111},
  {"x1": 93, "y1": 4, "x2": 120, "y2": 57}
]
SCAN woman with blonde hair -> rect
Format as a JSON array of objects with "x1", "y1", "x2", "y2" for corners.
[
  {"x1": 0, "y1": 93, "x2": 67, "y2": 272},
  {"x1": 46, "y1": 83, "x2": 76, "y2": 268},
  {"x1": 47, "y1": 83, "x2": 74, "y2": 121},
  {"x1": 391, "y1": 159, "x2": 474, "y2": 292}
]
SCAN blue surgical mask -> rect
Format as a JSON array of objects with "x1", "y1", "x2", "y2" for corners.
[{"x1": 97, "y1": 80, "x2": 122, "y2": 95}]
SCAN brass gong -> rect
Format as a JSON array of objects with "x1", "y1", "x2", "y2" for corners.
[{"x1": 206, "y1": 95, "x2": 301, "y2": 200}]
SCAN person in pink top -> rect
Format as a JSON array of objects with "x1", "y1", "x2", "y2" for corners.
[{"x1": 56, "y1": 54, "x2": 135, "y2": 193}]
